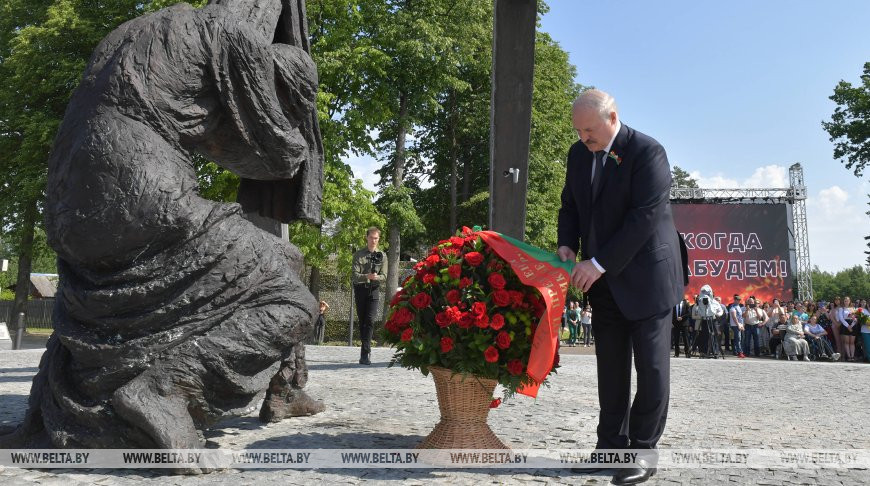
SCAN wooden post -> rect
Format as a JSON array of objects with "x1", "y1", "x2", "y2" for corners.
[{"x1": 489, "y1": 0, "x2": 536, "y2": 240}]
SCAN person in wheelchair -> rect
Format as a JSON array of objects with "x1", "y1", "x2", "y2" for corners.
[
  {"x1": 804, "y1": 315, "x2": 841, "y2": 361},
  {"x1": 769, "y1": 312, "x2": 789, "y2": 359},
  {"x1": 783, "y1": 314, "x2": 812, "y2": 361}
]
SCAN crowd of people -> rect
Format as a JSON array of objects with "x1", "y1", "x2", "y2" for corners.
[
  {"x1": 671, "y1": 292, "x2": 870, "y2": 363},
  {"x1": 561, "y1": 302, "x2": 594, "y2": 347},
  {"x1": 561, "y1": 290, "x2": 870, "y2": 364}
]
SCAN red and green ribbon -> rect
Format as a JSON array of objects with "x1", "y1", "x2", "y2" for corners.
[{"x1": 477, "y1": 231, "x2": 574, "y2": 398}]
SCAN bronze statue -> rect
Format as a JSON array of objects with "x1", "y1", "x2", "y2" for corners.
[{"x1": 2, "y1": 0, "x2": 324, "y2": 452}]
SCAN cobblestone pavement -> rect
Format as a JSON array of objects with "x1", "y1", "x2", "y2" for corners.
[{"x1": 1, "y1": 345, "x2": 867, "y2": 485}]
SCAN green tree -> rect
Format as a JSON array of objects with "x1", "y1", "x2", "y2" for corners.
[
  {"x1": 346, "y1": 0, "x2": 485, "y2": 303},
  {"x1": 811, "y1": 265, "x2": 870, "y2": 302},
  {"x1": 524, "y1": 31, "x2": 583, "y2": 250},
  {"x1": 411, "y1": 18, "x2": 582, "y2": 252},
  {"x1": 823, "y1": 62, "x2": 870, "y2": 178},
  {"x1": 0, "y1": 1, "x2": 167, "y2": 327},
  {"x1": 822, "y1": 61, "x2": 870, "y2": 265},
  {"x1": 671, "y1": 166, "x2": 699, "y2": 188}
]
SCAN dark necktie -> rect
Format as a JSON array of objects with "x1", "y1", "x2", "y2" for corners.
[{"x1": 591, "y1": 150, "x2": 605, "y2": 196}]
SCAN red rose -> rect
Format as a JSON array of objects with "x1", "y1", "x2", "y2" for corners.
[
  {"x1": 401, "y1": 328, "x2": 413, "y2": 342},
  {"x1": 487, "y1": 273, "x2": 506, "y2": 290},
  {"x1": 422, "y1": 273, "x2": 436, "y2": 285},
  {"x1": 458, "y1": 312, "x2": 474, "y2": 329},
  {"x1": 507, "y1": 359, "x2": 524, "y2": 376},
  {"x1": 496, "y1": 331, "x2": 511, "y2": 349},
  {"x1": 509, "y1": 290, "x2": 525, "y2": 307},
  {"x1": 448, "y1": 264, "x2": 462, "y2": 279},
  {"x1": 385, "y1": 319, "x2": 399, "y2": 334},
  {"x1": 446, "y1": 289, "x2": 461, "y2": 305},
  {"x1": 471, "y1": 301, "x2": 487, "y2": 317},
  {"x1": 490, "y1": 313, "x2": 505, "y2": 330},
  {"x1": 474, "y1": 312, "x2": 489, "y2": 328},
  {"x1": 461, "y1": 226, "x2": 473, "y2": 236},
  {"x1": 425, "y1": 254, "x2": 440, "y2": 267},
  {"x1": 446, "y1": 306, "x2": 463, "y2": 323},
  {"x1": 410, "y1": 292, "x2": 432, "y2": 309},
  {"x1": 390, "y1": 290, "x2": 406, "y2": 306},
  {"x1": 484, "y1": 345, "x2": 499, "y2": 363},
  {"x1": 489, "y1": 398, "x2": 501, "y2": 409},
  {"x1": 441, "y1": 247, "x2": 460, "y2": 258},
  {"x1": 493, "y1": 289, "x2": 511, "y2": 307},
  {"x1": 532, "y1": 300, "x2": 546, "y2": 317},
  {"x1": 435, "y1": 311, "x2": 451, "y2": 328},
  {"x1": 440, "y1": 337, "x2": 454, "y2": 353},
  {"x1": 464, "y1": 251, "x2": 484, "y2": 267},
  {"x1": 449, "y1": 236, "x2": 465, "y2": 247},
  {"x1": 459, "y1": 277, "x2": 472, "y2": 289},
  {"x1": 392, "y1": 307, "x2": 414, "y2": 325}
]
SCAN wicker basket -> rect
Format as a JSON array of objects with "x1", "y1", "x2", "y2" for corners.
[{"x1": 417, "y1": 366, "x2": 509, "y2": 449}]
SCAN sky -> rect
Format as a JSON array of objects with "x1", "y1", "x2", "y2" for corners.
[{"x1": 346, "y1": 0, "x2": 869, "y2": 272}]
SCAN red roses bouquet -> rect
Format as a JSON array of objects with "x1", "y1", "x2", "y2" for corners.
[
  {"x1": 854, "y1": 307, "x2": 869, "y2": 328},
  {"x1": 383, "y1": 227, "x2": 566, "y2": 398}
]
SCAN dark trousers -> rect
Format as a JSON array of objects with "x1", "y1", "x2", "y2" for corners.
[
  {"x1": 353, "y1": 284, "x2": 380, "y2": 357},
  {"x1": 696, "y1": 319, "x2": 719, "y2": 356},
  {"x1": 673, "y1": 322, "x2": 690, "y2": 356},
  {"x1": 589, "y1": 280, "x2": 671, "y2": 451},
  {"x1": 720, "y1": 321, "x2": 731, "y2": 350}
]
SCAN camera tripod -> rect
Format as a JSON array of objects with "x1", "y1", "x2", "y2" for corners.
[{"x1": 691, "y1": 317, "x2": 725, "y2": 359}]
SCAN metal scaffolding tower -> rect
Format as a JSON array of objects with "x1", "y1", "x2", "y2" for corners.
[
  {"x1": 788, "y1": 163, "x2": 813, "y2": 301},
  {"x1": 670, "y1": 163, "x2": 813, "y2": 300}
]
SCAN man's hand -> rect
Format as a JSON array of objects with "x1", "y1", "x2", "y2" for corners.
[
  {"x1": 367, "y1": 273, "x2": 377, "y2": 281},
  {"x1": 571, "y1": 259, "x2": 603, "y2": 293},
  {"x1": 557, "y1": 246, "x2": 576, "y2": 263}
]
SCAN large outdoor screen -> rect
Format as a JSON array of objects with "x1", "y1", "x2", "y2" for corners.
[{"x1": 672, "y1": 203, "x2": 794, "y2": 303}]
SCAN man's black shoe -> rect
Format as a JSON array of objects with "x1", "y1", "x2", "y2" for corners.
[{"x1": 611, "y1": 458, "x2": 656, "y2": 485}]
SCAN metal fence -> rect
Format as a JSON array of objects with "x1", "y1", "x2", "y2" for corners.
[
  {"x1": 0, "y1": 299, "x2": 55, "y2": 330},
  {"x1": 0, "y1": 262, "x2": 414, "y2": 342},
  {"x1": 301, "y1": 262, "x2": 415, "y2": 345}
]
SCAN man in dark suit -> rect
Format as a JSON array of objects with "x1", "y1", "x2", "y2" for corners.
[
  {"x1": 672, "y1": 297, "x2": 692, "y2": 357},
  {"x1": 558, "y1": 89, "x2": 687, "y2": 485}
]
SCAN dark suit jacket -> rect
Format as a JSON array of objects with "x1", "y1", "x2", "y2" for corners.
[
  {"x1": 672, "y1": 299, "x2": 690, "y2": 326},
  {"x1": 558, "y1": 123, "x2": 685, "y2": 321}
]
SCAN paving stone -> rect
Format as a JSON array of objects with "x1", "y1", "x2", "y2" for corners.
[{"x1": 1, "y1": 346, "x2": 868, "y2": 484}]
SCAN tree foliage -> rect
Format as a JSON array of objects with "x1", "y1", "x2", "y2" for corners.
[
  {"x1": 811, "y1": 265, "x2": 870, "y2": 302},
  {"x1": 822, "y1": 61, "x2": 870, "y2": 266},
  {"x1": 0, "y1": 0, "x2": 587, "y2": 303},
  {"x1": 823, "y1": 61, "x2": 870, "y2": 178},
  {"x1": 671, "y1": 166, "x2": 699, "y2": 188},
  {"x1": 409, "y1": 12, "x2": 582, "y2": 252}
]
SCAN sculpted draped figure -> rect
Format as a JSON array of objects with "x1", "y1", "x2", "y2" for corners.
[{"x1": 1, "y1": 0, "x2": 326, "y2": 451}]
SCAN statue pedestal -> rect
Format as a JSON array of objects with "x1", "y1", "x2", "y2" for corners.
[{"x1": 0, "y1": 323, "x2": 11, "y2": 350}]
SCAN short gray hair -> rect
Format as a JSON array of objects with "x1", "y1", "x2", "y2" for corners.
[{"x1": 572, "y1": 89, "x2": 618, "y2": 120}]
